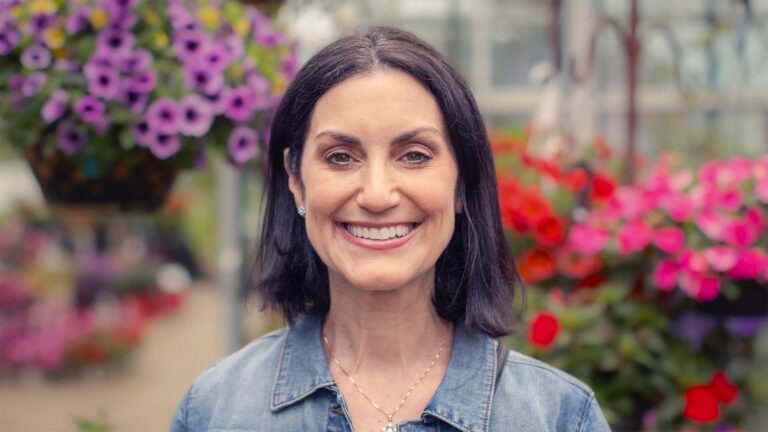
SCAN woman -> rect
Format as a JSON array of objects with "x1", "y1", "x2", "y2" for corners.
[{"x1": 172, "y1": 27, "x2": 610, "y2": 432}]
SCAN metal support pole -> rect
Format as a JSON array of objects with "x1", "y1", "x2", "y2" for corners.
[{"x1": 216, "y1": 159, "x2": 245, "y2": 355}]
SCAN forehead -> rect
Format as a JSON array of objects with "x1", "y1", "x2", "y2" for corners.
[{"x1": 307, "y1": 69, "x2": 446, "y2": 137}]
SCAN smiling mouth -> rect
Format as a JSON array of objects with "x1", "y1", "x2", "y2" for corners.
[{"x1": 343, "y1": 223, "x2": 419, "y2": 241}]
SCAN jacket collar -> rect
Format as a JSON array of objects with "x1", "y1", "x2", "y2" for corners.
[{"x1": 270, "y1": 314, "x2": 498, "y2": 432}]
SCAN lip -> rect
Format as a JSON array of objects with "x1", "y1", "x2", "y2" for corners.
[{"x1": 337, "y1": 222, "x2": 419, "y2": 251}]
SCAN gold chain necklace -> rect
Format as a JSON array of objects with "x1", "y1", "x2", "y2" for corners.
[{"x1": 323, "y1": 335, "x2": 446, "y2": 432}]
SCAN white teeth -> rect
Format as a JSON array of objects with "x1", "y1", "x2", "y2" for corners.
[{"x1": 345, "y1": 224, "x2": 415, "y2": 240}]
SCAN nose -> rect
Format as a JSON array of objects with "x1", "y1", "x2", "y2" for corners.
[{"x1": 355, "y1": 160, "x2": 401, "y2": 213}]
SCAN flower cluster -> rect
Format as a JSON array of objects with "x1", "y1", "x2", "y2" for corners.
[
  {"x1": 0, "y1": 0, "x2": 296, "y2": 172},
  {"x1": 569, "y1": 154, "x2": 768, "y2": 301},
  {"x1": 493, "y1": 129, "x2": 767, "y2": 430}
]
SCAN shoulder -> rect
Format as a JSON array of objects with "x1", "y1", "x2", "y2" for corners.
[
  {"x1": 491, "y1": 348, "x2": 610, "y2": 431},
  {"x1": 171, "y1": 327, "x2": 288, "y2": 432}
]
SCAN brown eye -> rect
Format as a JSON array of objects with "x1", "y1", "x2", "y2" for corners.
[
  {"x1": 326, "y1": 152, "x2": 354, "y2": 166},
  {"x1": 401, "y1": 151, "x2": 431, "y2": 165}
]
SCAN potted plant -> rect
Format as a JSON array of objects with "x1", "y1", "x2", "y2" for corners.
[{"x1": 0, "y1": 0, "x2": 297, "y2": 211}]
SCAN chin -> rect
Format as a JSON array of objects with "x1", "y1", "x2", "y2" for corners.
[{"x1": 341, "y1": 268, "x2": 427, "y2": 293}]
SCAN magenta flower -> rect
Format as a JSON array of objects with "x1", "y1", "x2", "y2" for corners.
[
  {"x1": 204, "y1": 86, "x2": 231, "y2": 115},
  {"x1": 727, "y1": 248, "x2": 763, "y2": 280},
  {"x1": 146, "y1": 98, "x2": 180, "y2": 135},
  {"x1": 200, "y1": 44, "x2": 231, "y2": 71},
  {"x1": 723, "y1": 218, "x2": 760, "y2": 248},
  {"x1": 703, "y1": 246, "x2": 738, "y2": 273},
  {"x1": 652, "y1": 259, "x2": 679, "y2": 291},
  {"x1": 567, "y1": 223, "x2": 610, "y2": 255},
  {"x1": 20, "y1": 72, "x2": 47, "y2": 97},
  {"x1": 661, "y1": 193, "x2": 695, "y2": 222},
  {"x1": 120, "y1": 87, "x2": 148, "y2": 114},
  {"x1": 680, "y1": 271, "x2": 720, "y2": 301},
  {"x1": 173, "y1": 30, "x2": 209, "y2": 62},
  {"x1": 0, "y1": 28, "x2": 20, "y2": 55},
  {"x1": 222, "y1": 34, "x2": 245, "y2": 60},
  {"x1": 74, "y1": 95, "x2": 106, "y2": 124},
  {"x1": 228, "y1": 126, "x2": 259, "y2": 164},
  {"x1": 178, "y1": 94, "x2": 214, "y2": 137},
  {"x1": 21, "y1": 44, "x2": 51, "y2": 70},
  {"x1": 130, "y1": 117, "x2": 152, "y2": 147},
  {"x1": 56, "y1": 121, "x2": 87, "y2": 155},
  {"x1": 756, "y1": 177, "x2": 768, "y2": 204},
  {"x1": 695, "y1": 210, "x2": 729, "y2": 242},
  {"x1": 184, "y1": 65, "x2": 223, "y2": 95},
  {"x1": 679, "y1": 248, "x2": 709, "y2": 275},
  {"x1": 41, "y1": 90, "x2": 69, "y2": 123},
  {"x1": 84, "y1": 63, "x2": 121, "y2": 100},
  {"x1": 225, "y1": 86, "x2": 256, "y2": 123},
  {"x1": 148, "y1": 132, "x2": 181, "y2": 159},
  {"x1": 95, "y1": 29, "x2": 135, "y2": 59},
  {"x1": 617, "y1": 220, "x2": 653, "y2": 255},
  {"x1": 652, "y1": 226, "x2": 685, "y2": 255},
  {"x1": 128, "y1": 69, "x2": 157, "y2": 93},
  {"x1": 120, "y1": 49, "x2": 153, "y2": 74}
]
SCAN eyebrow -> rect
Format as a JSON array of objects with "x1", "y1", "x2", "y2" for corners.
[{"x1": 313, "y1": 126, "x2": 444, "y2": 146}]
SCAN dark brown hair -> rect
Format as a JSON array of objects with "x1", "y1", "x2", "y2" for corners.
[{"x1": 254, "y1": 26, "x2": 522, "y2": 337}]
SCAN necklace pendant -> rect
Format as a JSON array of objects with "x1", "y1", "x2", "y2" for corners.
[{"x1": 381, "y1": 422, "x2": 397, "y2": 432}]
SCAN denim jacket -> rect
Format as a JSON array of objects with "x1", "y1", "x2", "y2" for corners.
[{"x1": 171, "y1": 314, "x2": 611, "y2": 431}]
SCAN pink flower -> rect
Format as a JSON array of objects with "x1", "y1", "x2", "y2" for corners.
[
  {"x1": 617, "y1": 220, "x2": 653, "y2": 255},
  {"x1": 652, "y1": 259, "x2": 679, "y2": 290},
  {"x1": 695, "y1": 211, "x2": 729, "y2": 242},
  {"x1": 661, "y1": 193, "x2": 695, "y2": 222},
  {"x1": 703, "y1": 246, "x2": 738, "y2": 273},
  {"x1": 680, "y1": 271, "x2": 720, "y2": 301},
  {"x1": 614, "y1": 187, "x2": 650, "y2": 220},
  {"x1": 745, "y1": 207, "x2": 765, "y2": 230},
  {"x1": 714, "y1": 188, "x2": 743, "y2": 212},
  {"x1": 756, "y1": 178, "x2": 768, "y2": 204},
  {"x1": 679, "y1": 248, "x2": 709, "y2": 274},
  {"x1": 727, "y1": 248, "x2": 764, "y2": 280},
  {"x1": 652, "y1": 226, "x2": 685, "y2": 254},
  {"x1": 723, "y1": 218, "x2": 760, "y2": 248},
  {"x1": 567, "y1": 224, "x2": 611, "y2": 255}
]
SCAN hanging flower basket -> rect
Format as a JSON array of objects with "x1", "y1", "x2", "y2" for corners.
[{"x1": 25, "y1": 141, "x2": 177, "y2": 212}]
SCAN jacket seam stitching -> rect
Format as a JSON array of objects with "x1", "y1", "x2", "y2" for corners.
[
  {"x1": 483, "y1": 339, "x2": 497, "y2": 432},
  {"x1": 575, "y1": 393, "x2": 595, "y2": 432},
  {"x1": 504, "y1": 358, "x2": 593, "y2": 398}
]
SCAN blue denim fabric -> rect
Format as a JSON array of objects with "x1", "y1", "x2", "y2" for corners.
[{"x1": 171, "y1": 314, "x2": 611, "y2": 431}]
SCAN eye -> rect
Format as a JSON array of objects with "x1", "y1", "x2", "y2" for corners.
[
  {"x1": 326, "y1": 151, "x2": 355, "y2": 167},
  {"x1": 401, "y1": 151, "x2": 431, "y2": 165}
]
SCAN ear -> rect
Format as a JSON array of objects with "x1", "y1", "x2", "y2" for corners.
[{"x1": 283, "y1": 148, "x2": 304, "y2": 209}]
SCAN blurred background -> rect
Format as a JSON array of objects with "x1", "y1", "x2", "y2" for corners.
[{"x1": 0, "y1": 0, "x2": 766, "y2": 431}]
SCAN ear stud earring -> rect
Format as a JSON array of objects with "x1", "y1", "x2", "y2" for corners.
[{"x1": 297, "y1": 206, "x2": 306, "y2": 217}]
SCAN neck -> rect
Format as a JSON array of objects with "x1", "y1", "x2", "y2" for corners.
[{"x1": 322, "y1": 275, "x2": 453, "y2": 378}]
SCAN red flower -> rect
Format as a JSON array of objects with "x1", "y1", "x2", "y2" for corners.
[
  {"x1": 556, "y1": 249, "x2": 602, "y2": 279},
  {"x1": 563, "y1": 168, "x2": 589, "y2": 191},
  {"x1": 534, "y1": 215, "x2": 565, "y2": 246},
  {"x1": 518, "y1": 188, "x2": 552, "y2": 226},
  {"x1": 591, "y1": 171, "x2": 616, "y2": 202},
  {"x1": 529, "y1": 311, "x2": 560, "y2": 347},
  {"x1": 709, "y1": 371, "x2": 738, "y2": 404},
  {"x1": 518, "y1": 248, "x2": 556, "y2": 284},
  {"x1": 683, "y1": 385, "x2": 721, "y2": 423}
]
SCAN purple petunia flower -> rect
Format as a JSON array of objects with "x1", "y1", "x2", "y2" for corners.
[
  {"x1": 222, "y1": 34, "x2": 244, "y2": 60},
  {"x1": 168, "y1": 4, "x2": 195, "y2": 30},
  {"x1": 56, "y1": 121, "x2": 87, "y2": 155},
  {"x1": 173, "y1": 30, "x2": 208, "y2": 63},
  {"x1": 54, "y1": 59, "x2": 80, "y2": 73},
  {"x1": 724, "y1": 316, "x2": 765, "y2": 338},
  {"x1": 20, "y1": 44, "x2": 51, "y2": 70},
  {"x1": 227, "y1": 126, "x2": 259, "y2": 164},
  {"x1": 30, "y1": 13, "x2": 55, "y2": 33},
  {"x1": 281, "y1": 46, "x2": 299, "y2": 79},
  {"x1": 146, "y1": 98, "x2": 180, "y2": 135},
  {"x1": 74, "y1": 95, "x2": 106, "y2": 124},
  {"x1": 105, "y1": 12, "x2": 137, "y2": 32},
  {"x1": 204, "y1": 86, "x2": 231, "y2": 115},
  {"x1": 95, "y1": 30, "x2": 135, "y2": 59},
  {"x1": 199, "y1": 44, "x2": 230, "y2": 71},
  {"x1": 0, "y1": 28, "x2": 20, "y2": 55},
  {"x1": 65, "y1": 9, "x2": 89, "y2": 34},
  {"x1": 177, "y1": 94, "x2": 214, "y2": 137},
  {"x1": 148, "y1": 131, "x2": 181, "y2": 159},
  {"x1": 130, "y1": 117, "x2": 152, "y2": 146},
  {"x1": 21, "y1": 72, "x2": 46, "y2": 97},
  {"x1": 225, "y1": 86, "x2": 256, "y2": 123},
  {"x1": 84, "y1": 63, "x2": 121, "y2": 100},
  {"x1": 41, "y1": 90, "x2": 69, "y2": 123},
  {"x1": 120, "y1": 49, "x2": 152, "y2": 74},
  {"x1": 8, "y1": 74, "x2": 24, "y2": 91},
  {"x1": 128, "y1": 69, "x2": 157, "y2": 93},
  {"x1": 184, "y1": 65, "x2": 223, "y2": 95},
  {"x1": 255, "y1": 31, "x2": 285, "y2": 47},
  {"x1": 669, "y1": 311, "x2": 718, "y2": 351},
  {"x1": 120, "y1": 87, "x2": 148, "y2": 114}
]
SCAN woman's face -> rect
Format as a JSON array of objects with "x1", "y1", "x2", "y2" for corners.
[{"x1": 287, "y1": 69, "x2": 460, "y2": 292}]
